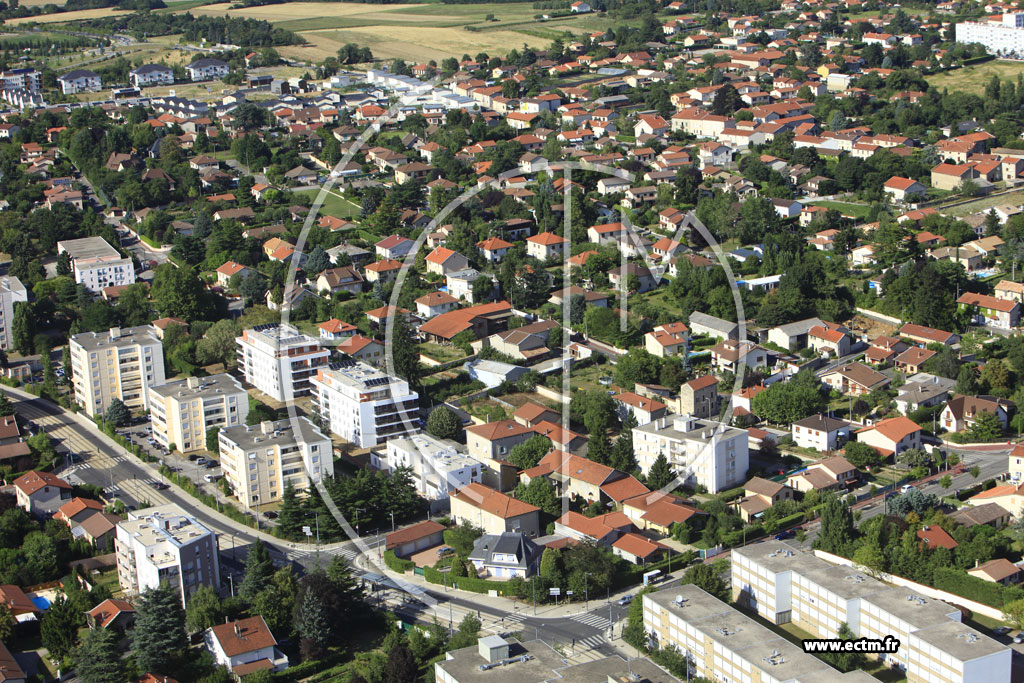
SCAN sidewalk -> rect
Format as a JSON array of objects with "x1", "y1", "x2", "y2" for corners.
[
  {"x1": 353, "y1": 546, "x2": 678, "y2": 621},
  {"x1": 2, "y1": 385, "x2": 352, "y2": 553}
]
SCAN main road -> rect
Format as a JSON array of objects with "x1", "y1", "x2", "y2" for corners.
[{"x1": 8, "y1": 389, "x2": 629, "y2": 651}]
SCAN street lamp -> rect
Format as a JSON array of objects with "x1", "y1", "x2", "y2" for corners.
[
  {"x1": 389, "y1": 511, "x2": 395, "y2": 533},
  {"x1": 354, "y1": 508, "x2": 365, "y2": 536},
  {"x1": 584, "y1": 571, "x2": 592, "y2": 611}
]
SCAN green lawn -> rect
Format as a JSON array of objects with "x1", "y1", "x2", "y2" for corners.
[
  {"x1": 296, "y1": 188, "x2": 360, "y2": 219},
  {"x1": 570, "y1": 363, "x2": 615, "y2": 394},
  {"x1": 419, "y1": 342, "x2": 467, "y2": 364},
  {"x1": 808, "y1": 200, "x2": 872, "y2": 220}
]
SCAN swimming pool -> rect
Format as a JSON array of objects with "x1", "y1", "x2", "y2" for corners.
[{"x1": 31, "y1": 595, "x2": 50, "y2": 610}]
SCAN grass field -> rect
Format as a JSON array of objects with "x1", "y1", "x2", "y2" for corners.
[
  {"x1": 941, "y1": 188, "x2": 1024, "y2": 216},
  {"x1": 296, "y1": 188, "x2": 360, "y2": 218},
  {"x1": 926, "y1": 59, "x2": 1024, "y2": 95},
  {"x1": 6, "y1": 7, "x2": 132, "y2": 24},
  {"x1": 807, "y1": 199, "x2": 872, "y2": 219}
]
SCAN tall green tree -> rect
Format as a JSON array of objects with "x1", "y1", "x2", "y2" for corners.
[
  {"x1": 131, "y1": 583, "x2": 188, "y2": 675},
  {"x1": 681, "y1": 563, "x2": 728, "y2": 601},
  {"x1": 75, "y1": 625, "x2": 126, "y2": 683},
  {"x1": 277, "y1": 483, "x2": 304, "y2": 539},
  {"x1": 185, "y1": 584, "x2": 223, "y2": 633},
  {"x1": 647, "y1": 453, "x2": 675, "y2": 490},
  {"x1": 384, "y1": 638, "x2": 418, "y2": 683},
  {"x1": 251, "y1": 568, "x2": 298, "y2": 638},
  {"x1": 390, "y1": 313, "x2": 422, "y2": 391},
  {"x1": 813, "y1": 494, "x2": 857, "y2": 556},
  {"x1": 295, "y1": 585, "x2": 330, "y2": 660},
  {"x1": 426, "y1": 405, "x2": 462, "y2": 441},
  {"x1": 12, "y1": 301, "x2": 34, "y2": 356},
  {"x1": 104, "y1": 397, "x2": 130, "y2": 427},
  {"x1": 40, "y1": 592, "x2": 80, "y2": 662},
  {"x1": 239, "y1": 539, "x2": 276, "y2": 602}
]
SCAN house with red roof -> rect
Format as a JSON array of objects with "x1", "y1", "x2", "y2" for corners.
[
  {"x1": 415, "y1": 291, "x2": 459, "y2": 318},
  {"x1": 14, "y1": 470, "x2": 71, "y2": 516},
  {"x1": 375, "y1": 234, "x2": 414, "y2": 261},
  {"x1": 215, "y1": 261, "x2": 251, "y2": 287},
  {"x1": 317, "y1": 318, "x2": 357, "y2": 341},
  {"x1": 477, "y1": 237, "x2": 514, "y2": 263},
  {"x1": 855, "y1": 416, "x2": 922, "y2": 457},
  {"x1": 883, "y1": 176, "x2": 926, "y2": 203},
  {"x1": 363, "y1": 258, "x2": 403, "y2": 284},
  {"x1": 621, "y1": 491, "x2": 701, "y2": 535},
  {"x1": 613, "y1": 391, "x2": 667, "y2": 426},
  {"x1": 425, "y1": 247, "x2": 469, "y2": 276},
  {"x1": 450, "y1": 483, "x2": 540, "y2": 537},
  {"x1": 555, "y1": 510, "x2": 634, "y2": 544},
  {"x1": 916, "y1": 525, "x2": 958, "y2": 550},
  {"x1": 526, "y1": 232, "x2": 568, "y2": 261},
  {"x1": 612, "y1": 532, "x2": 666, "y2": 564},
  {"x1": 87, "y1": 598, "x2": 136, "y2": 630},
  {"x1": 337, "y1": 334, "x2": 384, "y2": 365},
  {"x1": 205, "y1": 615, "x2": 289, "y2": 676}
]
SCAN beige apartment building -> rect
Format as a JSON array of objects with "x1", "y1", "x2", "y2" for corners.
[
  {"x1": 218, "y1": 418, "x2": 331, "y2": 510},
  {"x1": 149, "y1": 374, "x2": 249, "y2": 453},
  {"x1": 70, "y1": 326, "x2": 166, "y2": 418}
]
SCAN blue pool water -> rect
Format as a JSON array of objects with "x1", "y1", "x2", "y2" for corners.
[{"x1": 31, "y1": 596, "x2": 50, "y2": 610}]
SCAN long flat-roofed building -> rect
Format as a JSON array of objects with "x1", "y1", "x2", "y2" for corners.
[
  {"x1": 236, "y1": 323, "x2": 329, "y2": 401},
  {"x1": 633, "y1": 414, "x2": 748, "y2": 493},
  {"x1": 70, "y1": 325, "x2": 166, "y2": 417},
  {"x1": 0, "y1": 276, "x2": 25, "y2": 351},
  {"x1": 149, "y1": 374, "x2": 249, "y2": 453},
  {"x1": 218, "y1": 418, "x2": 331, "y2": 509},
  {"x1": 114, "y1": 503, "x2": 219, "y2": 606},
  {"x1": 311, "y1": 360, "x2": 419, "y2": 447},
  {"x1": 58, "y1": 236, "x2": 135, "y2": 293},
  {"x1": 729, "y1": 541, "x2": 1011, "y2": 682}
]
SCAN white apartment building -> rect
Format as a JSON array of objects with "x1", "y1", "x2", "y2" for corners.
[
  {"x1": 957, "y1": 14, "x2": 1024, "y2": 56},
  {"x1": 730, "y1": 541, "x2": 1011, "y2": 683},
  {"x1": 311, "y1": 361, "x2": 420, "y2": 448},
  {"x1": 57, "y1": 69, "x2": 101, "y2": 94},
  {"x1": 149, "y1": 374, "x2": 248, "y2": 453},
  {"x1": 218, "y1": 418, "x2": 332, "y2": 510},
  {"x1": 129, "y1": 64, "x2": 174, "y2": 88},
  {"x1": 633, "y1": 415, "x2": 748, "y2": 493},
  {"x1": 375, "y1": 433, "x2": 482, "y2": 505},
  {"x1": 70, "y1": 325, "x2": 166, "y2": 418},
  {"x1": 0, "y1": 276, "x2": 26, "y2": 351},
  {"x1": 57, "y1": 237, "x2": 135, "y2": 293},
  {"x1": 114, "y1": 504, "x2": 219, "y2": 606},
  {"x1": 186, "y1": 58, "x2": 229, "y2": 82},
  {"x1": 1, "y1": 69, "x2": 42, "y2": 92},
  {"x1": 235, "y1": 324, "x2": 329, "y2": 402},
  {"x1": 643, "y1": 586, "x2": 859, "y2": 683}
]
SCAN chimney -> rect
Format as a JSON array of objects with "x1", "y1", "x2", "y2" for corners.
[
  {"x1": 234, "y1": 623, "x2": 241, "y2": 637},
  {"x1": 261, "y1": 421, "x2": 274, "y2": 435},
  {"x1": 186, "y1": 377, "x2": 200, "y2": 389},
  {"x1": 976, "y1": 559, "x2": 981, "y2": 569},
  {"x1": 109, "y1": 327, "x2": 121, "y2": 340}
]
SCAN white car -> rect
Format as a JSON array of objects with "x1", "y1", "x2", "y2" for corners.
[
  {"x1": 204, "y1": 474, "x2": 219, "y2": 483},
  {"x1": 900, "y1": 484, "x2": 915, "y2": 494}
]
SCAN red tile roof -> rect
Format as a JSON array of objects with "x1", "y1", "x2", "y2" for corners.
[
  {"x1": 209, "y1": 616, "x2": 277, "y2": 657},
  {"x1": 385, "y1": 520, "x2": 445, "y2": 550},
  {"x1": 13, "y1": 470, "x2": 70, "y2": 496},
  {"x1": 452, "y1": 483, "x2": 539, "y2": 519}
]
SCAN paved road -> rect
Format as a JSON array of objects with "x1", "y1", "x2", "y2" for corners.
[{"x1": 12, "y1": 389, "x2": 630, "y2": 647}]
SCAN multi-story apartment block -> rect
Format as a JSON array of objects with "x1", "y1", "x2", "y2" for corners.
[
  {"x1": 644, "y1": 585, "x2": 860, "y2": 683},
  {"x1": 58, "y1": 237, "x2": 136, "y2": 293},
  {"x1": 0, "y1": 276, "x2": 26, "y2": 351},
  {"x1": 633, "y1": 415, "x2": 748, "y2": 493},
  {"x1": 730, "y1": 541, "x2": 1011, "y2": 683},
  {"x1": 186, "y1": 58, "x2": 230, "y2": 82},
  {"x1": 375, "y1": 433, "x2": 482, "y2": 505},
  {"x1": 70, "y1": 326, "x2": 166, "y2": 418},
  {"x1": 149, "y1": 374, "x2": 249, "y2": 453},
  {"x1": 218, "y1": 418, "x2": 331, "y2": 510},
  {"x1": 58, "y1": 236, "x2": 136, "y2": 292},
  {"x1": 0, "y1": 68, "x2": 42, "y2": 92},
  {"x1": 114, "y1": 504, "x2": 219, "y2": 606},
  {"x1": 129, "y1": 64, "x2": 174, "y2": 88},
  {"x1": 57, "y1": 69, "x2": 101, "y2": 94},
  {"x1": 957, "y1": 13, "x2": 1024, "y2": 56},
  {"x1": 235, "y1": 324, "x2": 329, "y2": 402},
  {"x1": 311, "y1": 361, "x2": 419, "y2": 448}
]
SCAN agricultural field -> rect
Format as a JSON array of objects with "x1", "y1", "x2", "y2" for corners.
[
  {"x1": 5, "y1": 7, "x2": 132, "y2": 24},
  {"x1": 926, "y1": 59, "x2": 1024, "y2": 95},
  {"x1": 177, "y1": 1, "x2": 604, "y2": 63}
]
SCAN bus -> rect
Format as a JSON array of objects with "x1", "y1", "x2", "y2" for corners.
[{"x1": 643, "y1": 569, "x2": 662, "y2": 586}]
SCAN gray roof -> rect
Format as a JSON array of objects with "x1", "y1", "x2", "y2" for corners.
[
  {"x1": 467, "y1": 533, "x2": 541, "y2": 569},
  {"x1": 58, "y1": 236, "x2": 120, "y2": 260},
  {"x1": 792, "y1": 414, "x2": 849, "y2": 433},
  {"x1": 689, "y1": 310, "x2": 739, "y2": 335},
  {"x1": 149, "y1": 373, "x2": 245, "y2": 402},
  {"x1": 131, "y1": 64, "x2": 173, "y2": 75},
  {"x1": 219, "y1": 417, "x2": 328, "y2": 451},
  {"x1": 59, "y1": 69, "x2": 99, "y2": 81},
  {"x1": 860, "y1": 586, "x2": 960, "y2": 630},
  {"x1": 71, "y1": 325, "x2": 159, "y2": 352},
  {"x1": 911, "y1": 619, "x2": 1010, "y2": 663},
  {"x1": 773, "y1": 317, "x2": 824, "y2": 337},
  {"x1": 188, "y1": 58, "x2": 228, "y2": 70},
  {"x1": 731, "y1": 540, "x2": 827, "y2": 575}
]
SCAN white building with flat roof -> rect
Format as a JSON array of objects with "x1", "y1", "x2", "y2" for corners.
[
  {"x1": 115, "y1": 504, "x2": 219, "y2": 606},
  {"x1": 218, "y1": 418, "x2": 331, "y2": 510},
  {"x1": 235, "y1": 324, "x2": 329, "y2": 402},
  {"x1": 633, "y1": 415, "x2": 748, "y2": 493},
  {"x1": 311, "y1": 361, "x2": 420, "y2": 448},
  {"x1": 0, "y1": 276, "x2": 26, "y2": 351},
  {"x1": 729, "y1": 541, "x2": 1011, "y2": 683},
  {"x1": 375, "y1": 433, "x2": 482, "y2": 505},
  {"x1": 70, "y1": 325, "x2": 165, "y2": 418},
  {"x1": 957, "y1": 14, "x2": 1024, "y2": 56},
  {"x1": 58, "y1": 237, "x2": 135, "y2": 293},
  {"x1": 149, "y1": 374, "x2": 248, "y2": 453}
]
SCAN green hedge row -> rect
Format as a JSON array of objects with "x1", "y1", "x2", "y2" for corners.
[
  {"x1": 933, "y1": 566, "x2": 1024, "y2": 608},
  {"x1": 422, "y1": 565, "x2": 508, "y2": 594},
  {"x1": 383, "y1": 550, "x2": 415, "y2": 573}
]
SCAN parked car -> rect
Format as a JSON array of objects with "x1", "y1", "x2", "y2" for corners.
[
  {"x1": 151, "y1": 482, "x2": 169, "y2": 490},
  {"x1": 195, "y1": 458, "x2": 207, "y2": 466},
  {"x1": 203, "y1": 474, "x2": 218, "y2": 483},
  {"x1": 188, "y1": 453, "x2": 200, "y2": 461},
  {"x1": 262, "y1": 511, "x2": 278, "y2": 520},
  {"x1": 900, "y1": 484, "x2": 916, "y2": 494},
  {"x1": 773, "y1": 530, "x2": 795, "y2": 540},
  {"x1": 617, "y1": 595, "x2": 633, "y2": 606}
]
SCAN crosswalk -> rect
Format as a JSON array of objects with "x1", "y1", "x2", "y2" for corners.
[
  {"x1": 576, "y1": 634, "x2": 606, "y2": 649},
  {"x1": 571, "y1": 612, "x2": 611, "y2": 630}
]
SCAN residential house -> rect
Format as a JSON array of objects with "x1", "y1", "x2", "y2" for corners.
[
  {"x1": 613, "y1": 391, "x2": 668, "y2": 426},
  {"x1": 645, "y1": 322, "x2": 690, "y2": 358},
  {"x1": 820, "y1": 363, "x2": 890, "y2": 396},
  {"x1": 894, "y1": 347, "x2": 937, "y2": 374},
  {"x1": 467, "y1": 533, "x2": 542, "y2": 578},
  {"x1": 791, "y1": 414, "x2": 851, "y2": 452},
  {"x1": 679, "y1": 375, "x2": 720, "y2": 419},
  {"x1": 734, "y1": 477, "x2": 794, "y2": 522},
  {"x1": 940, "y1": 394, "x2": 1013, "y2": 432},
  {"x1": 855, "y1": 416, "x2": 923, "y2": 456},
  {"x1": 14, "y1": 471, "x2": 71, "y2": 516},
  {"x1": 958, "y1": 292, "x2": 1020, "y2": 329},
  {"x1": 205, "y1": 616, "x2": 289, "y2": 676},
  {"x1": 689, "y1": 311, "x2": 739, "y2": 340},
  {"x1": 425, "y1": 247, "x2": 469, "y2": 276},
  {"x1": 477, "y1": 237, "x2": 514, "y2": 263},
  {"x1": 450, "y1": 483, "x2": 540, "y2": 537},
  {"x1": 787, "y1": 455, "x2": 858, "y2": 493},
  {"x1": 415, "y1": 291, "x2": 459, "y2": 318},
  {"x1": 375, "y1": 235, "x2": 415, "y2": 261},
  {"x1": 711, "y1": 339, "x2": 768, "y2": 373}
]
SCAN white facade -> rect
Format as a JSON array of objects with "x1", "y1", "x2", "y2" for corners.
[
  {"x1": 311, "y1": 361, "x2": 420, "y2": 448},
  {"x1": 235, "y1": 324, "x2": 329, "y2": 401},
  {"x1": 0, "y1": 276, "x2": 26, "y2": 351},
  {"x1": 1, "y1": 69, "x2": 41, "y2": 92},
  {"x1": 57, "y1": 70, "x2": 101, "y2": 94},
  {"x1": 633, "y1": 415, "x2": 748, "y2": 493},
  {"x1": 129, "y1": 65, "x2": 174, "y2": 88},
  {"x1": 149, "y1": 374, "x2": 248, "y2": 453},
  {"x1": 376, "y1": 433, "x2": 482, "y2": 502},
  {"x1": 186, "y1": 59, "x2": 229, "y2": 82},
  {"x1": 70, "y1": 325, "x2": 166, "y2": 418},
  {"x1": 218, "y1": 418, "x2": 332, "y2": 510},
  {"x1": 957, "y1": 14, "x2": 1024, "y2": 56},
  {"x1": 115, "y1": 504, "x2": 219, "y2": 606},
  {"x1": 58, "y1": 237, "x2": 135, "y2": 293}
]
